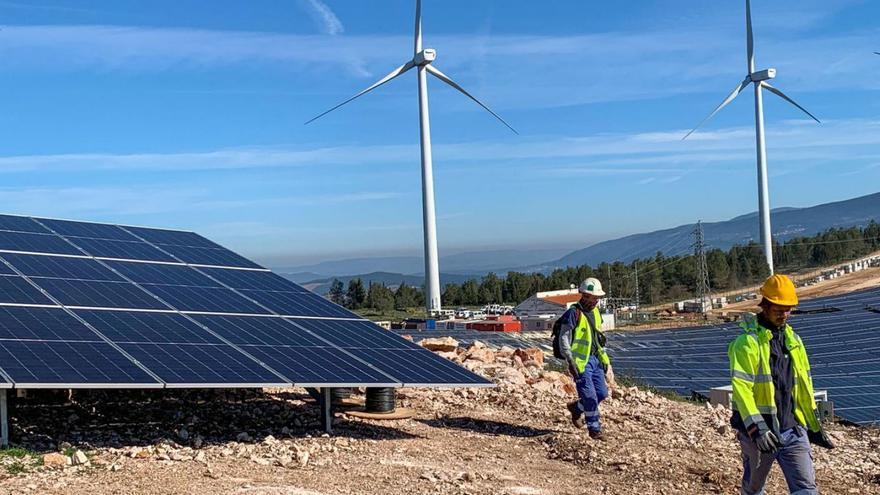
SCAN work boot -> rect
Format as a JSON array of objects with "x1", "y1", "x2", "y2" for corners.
[
  {"x1": 588, "y1": 429, "x2": 606, "y2": 441},
  {"x1": 566, "y1": 401, "x2": 585, "y2": 428}
]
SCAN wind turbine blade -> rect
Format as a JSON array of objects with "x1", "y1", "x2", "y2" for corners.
[
  {"x1": 746, "y1": 0, "x2": 755, "y2": 71},
  {"x1": 424, "y1": 64, "x2": 518, "y2": 134},
  {"x1": 875, "y1": 52, "x2": 880, "y2": 55},
  {"x1": 760, "y1": 82, "x2": 821, "y2": 123},
  {"x1": 414, "y1": 0, "x2": 422, "y2": 54},
  {"x1": 682, "y1": 77, "x2": 751, "y2": 140},
  {"x1": 305, "y1": 61, "x2": 415, "y2": 125}
]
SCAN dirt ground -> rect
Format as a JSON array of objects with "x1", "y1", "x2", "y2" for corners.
[{"x1": 0, "y1": 344, "x2": 877, "y2": 495}]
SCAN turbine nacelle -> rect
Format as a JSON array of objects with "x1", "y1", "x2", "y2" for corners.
[
  {"x1": 750, "y1": 68, "x2": 776, "y2": 82},
  {"x1": 414, "y1": 49, "x2": 436, "y2": 66}
]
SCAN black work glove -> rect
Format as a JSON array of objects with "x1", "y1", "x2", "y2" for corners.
[
  {"x1": 568, "y1": 363, "x2": 580, "y2": 380},
  {"x1": 755, "y1": 430, "x2": 782, "y2": 454},
  {"x1": 807, "y1": 429, "x2": 835, "y2": 449}
]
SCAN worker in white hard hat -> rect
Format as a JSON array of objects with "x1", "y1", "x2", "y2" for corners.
[{"x1": 559, "y1": 277, "x2": 613, "y2": 439}]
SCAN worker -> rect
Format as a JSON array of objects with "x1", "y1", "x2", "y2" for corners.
[
  {"x1": 729, "y1": 274, "x2": 835, "y2": 495},
  {"x1": 560, "y1": 277, "x2": 613, "y2": 439}
]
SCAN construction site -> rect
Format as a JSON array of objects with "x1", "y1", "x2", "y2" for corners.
[{"x1": 0, "y1": 0, "x2": 877, "y2": 494}]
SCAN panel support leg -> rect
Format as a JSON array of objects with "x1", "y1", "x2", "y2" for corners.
[
  {"x1": 319, "y1": 387, "x2": 333, "y2": 434},
  {"x1": 0, "y1": 389, "x2": 8, "y2": 447}
]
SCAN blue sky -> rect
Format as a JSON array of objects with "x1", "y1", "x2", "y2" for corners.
[{"x1": 0, "y1": 0, "x2": 878, "y2": 268}]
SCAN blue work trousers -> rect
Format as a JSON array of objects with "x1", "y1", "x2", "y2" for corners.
[
  {"x1": 737, "y1": 426, "x2": 818, "y2": 495},
  {"x1": 574, "y1": 355, "x2": 608, "y2": 432}
]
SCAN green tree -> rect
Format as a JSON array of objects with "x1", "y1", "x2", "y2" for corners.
[
  {"x1": 328, "y1": 279, "x2": 345, "y2": 305},
  {"x1": 394, "y1": 282, "x2": 419, "y2": 309},
  {"x1": 346, "y1": 278, "x2": 366, "y2": 309},
  {"x1": 366, "y1": 282, "x2": 394, "y2": 312}
]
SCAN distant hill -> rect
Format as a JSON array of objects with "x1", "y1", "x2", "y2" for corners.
[
  {"x1": 300, "y1": 271, "x2": 476, "y2": 295},
  {"x1": 552, "y1": 192, "x2": 880, "y2": 268},
  {"x1": 277, "y1": 248, "x2": 571, "y2": 279}
]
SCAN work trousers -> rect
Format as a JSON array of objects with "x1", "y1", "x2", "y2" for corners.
[
  {"x1": 574, "y1": 355, "x2": 608, "y2": 432},
  {"x1": 737, "y1": 426, "x2": 818, "y2": 495}
]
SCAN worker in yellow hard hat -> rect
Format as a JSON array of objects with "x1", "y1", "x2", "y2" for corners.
[{"x1": 728, "y1": 274, "x2": 834, "y2": 495}]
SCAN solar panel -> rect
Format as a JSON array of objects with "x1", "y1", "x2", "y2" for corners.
[
  {"x1": 105, "y1": 260, "x2": 222, "y2": 287},
  {"x1": 0, "y1": 276, "x2": 55, "y2": 305},
  {"x1": 122, "y1": 226, "x2": 220, "y2": 249},
  {"x1": 3, "y1": 253, "x2": 124, "y2": 282},
  {"x1": 0, "y1": 232, "x2": 82, "y2": 256},
  {"x1": 35, "y1": 278, "x2": 169, "y2": 310},
  {"x1": 609, "y1": 286, "x2": 880, "y2": 425},
  {"x1": 38, "y1": 218, "x2": 138, "y2": 242},
  {"x1": 0, "y1": 214, "x2": 490, "y2": 391},
  {"x1": 70, "y1": 238, "x2": 177, "y2": 263},
  {"x1": 0, "y1": 215, "x2": 50, "y2": 234},
  {"x1": 156, "y1": 244, "x2": 262, "y2": 269}
]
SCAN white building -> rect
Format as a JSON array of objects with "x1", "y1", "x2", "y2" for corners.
[{"x1": 514, "y1": 288, "x2": 615, "y2": 331}]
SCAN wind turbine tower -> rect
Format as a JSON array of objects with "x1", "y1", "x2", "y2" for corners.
[
  {"x1": 683, "y1": 0, "x2": 820, "y2": 274},
  {"x1": 306, "y1": 0, "x2": 516, "y2": 316}
]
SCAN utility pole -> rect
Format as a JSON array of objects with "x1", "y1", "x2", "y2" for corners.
[{"x1": 693, "y1": 220, "x2": 712, "y2": 315}]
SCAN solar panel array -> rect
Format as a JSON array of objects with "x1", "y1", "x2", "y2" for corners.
[
  {"x1": 607, "y1": 286, "x2": 880, "y2": 425},
  {"x1": 0, "y1": 214, "x2": 490, "y2": 389}
]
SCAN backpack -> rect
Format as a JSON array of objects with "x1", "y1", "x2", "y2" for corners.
[{"x1": 551, "y1": 306, "x2": 581, "y2": 359}]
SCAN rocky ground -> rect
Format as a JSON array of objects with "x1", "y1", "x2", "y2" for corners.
[{"x1": 0, "y1": 339, "x2": 877, "y2": 495}]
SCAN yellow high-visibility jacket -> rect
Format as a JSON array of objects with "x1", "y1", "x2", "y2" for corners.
[
  {"x1": 571, "y1": 306, "x2": 611, "y2": 374},
  {"x1": 728, "y1": 315, "x2": 821, "y2": 435}
]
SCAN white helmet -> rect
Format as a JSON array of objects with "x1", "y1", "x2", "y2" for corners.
[{"x1": 578, "y1": 277, "x2": 605, "y2": 296}]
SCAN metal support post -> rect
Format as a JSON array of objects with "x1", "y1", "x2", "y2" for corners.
[
  {"x1": 0, "y1": 389, "x2": 8, "y2": 447},
  {"x1": 319, "y1": 387, "x2": 333, "y2": 434}
]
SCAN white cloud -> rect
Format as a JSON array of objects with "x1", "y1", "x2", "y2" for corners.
[
  {"x1": 0, "y1": 118, "x2": 877, "y2": 175},
  {"x1": 0, "y1": 22, "x2": 875, "y2": 108},
  {"x1": 299, "y1": 0, "x2": 344, "y2": 36}
]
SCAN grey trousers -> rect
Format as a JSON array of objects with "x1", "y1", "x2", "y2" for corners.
[{"x1": 737, "y1": 426, "x2": 818, "y2": 495}]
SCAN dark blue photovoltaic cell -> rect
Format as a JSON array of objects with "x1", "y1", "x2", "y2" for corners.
[
  {"x1": 193, "y1": 314, "x2": 328, "y2": 347},
  {"x1": 0, "y1": 276, "x2": 55, "y2": 305},
  {"x1": 0, "y1": 340, "x2": 159, "y2": 385},
  {"x1": 119, "y1": 343, "x2": 286, "y2": 385},
  {"x1": 240, "y1": 290, "x2": 359, "y2": 318},
  {"x1": 288, "y1": 318, "x2": 422, "y2": 350},
  {"x1": 0, "y1": 231, "x2": 82, "y2": 256},
  {"x1": 76, "y1": 310, "x2": 223, "y2": 344},
  {"x1": 105, "y1": 260, "x2": 221, "y2": 287},
  {"x1": 2, "y1": 253, "x2": 124, "y2": 282},
  {"x1": 39, "y1": 218, "x2": 139, "y2": 241},
  {"x1": 158, "y1": 244, "x2": 262, "y2": 269},
  {"x1": 34, "y1": 278, "x2": 169, "y2": 310},
  {"x1": 350, "y1": 348, "x2": 492, "y2": 385},
  {"x1": 143, "y1": 284, "x2": 270, "y2": 314},
  {"x1": 200, "y1": 267, "x2": 308, "y2": 292},
  {"x1": 70, "y1": 238, "x2": 177, "y2": 262},
  {"x1": 122, "y1": 226, "x2": 221, "y2": 248},
  {"x1": 242, "y1": 345, "x2": 397, "y2": 385},
  {"x1": 0, "y1": 306, "x2": 97, "y2": 341},
  {"x1": 0, "y1": 262, "x2": 14, "y2": 275},
  {"x1": 0, "y1": 215, "x2": 50, "y2": 234}
]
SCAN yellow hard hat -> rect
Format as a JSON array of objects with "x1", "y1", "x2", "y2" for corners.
[{"x1": 760, "y1": 274, "x2": 798, "y2": 306}]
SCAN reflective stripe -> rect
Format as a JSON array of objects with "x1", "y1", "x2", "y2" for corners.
[
  {"x1": 572, "y1": 351, "x2": 589, "y2": 360},
  {"x1": 731, "y1": 370, "x2": 773, "y2": 383},
  {"x1": 572, "y1": 339, "x2": 590, "y2": 346},
  {"x1": 743, "y1": 414, "x2": 764, "y2": 428},
  {"x1": 757, "y1": 405, "x2": 777, "y2": 414}
]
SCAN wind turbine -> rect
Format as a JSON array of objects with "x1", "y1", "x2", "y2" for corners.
[
  {"x1": 683, "y1": 0, "x2": 819, "y2": 275},
  {"x1": 306, "y1": 0, "x2": 516, "y2": 316}
]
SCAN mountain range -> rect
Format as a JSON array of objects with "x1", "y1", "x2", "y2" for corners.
[{"x1": 279, "y1": 192, "x2": 880, "y2": 293}]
